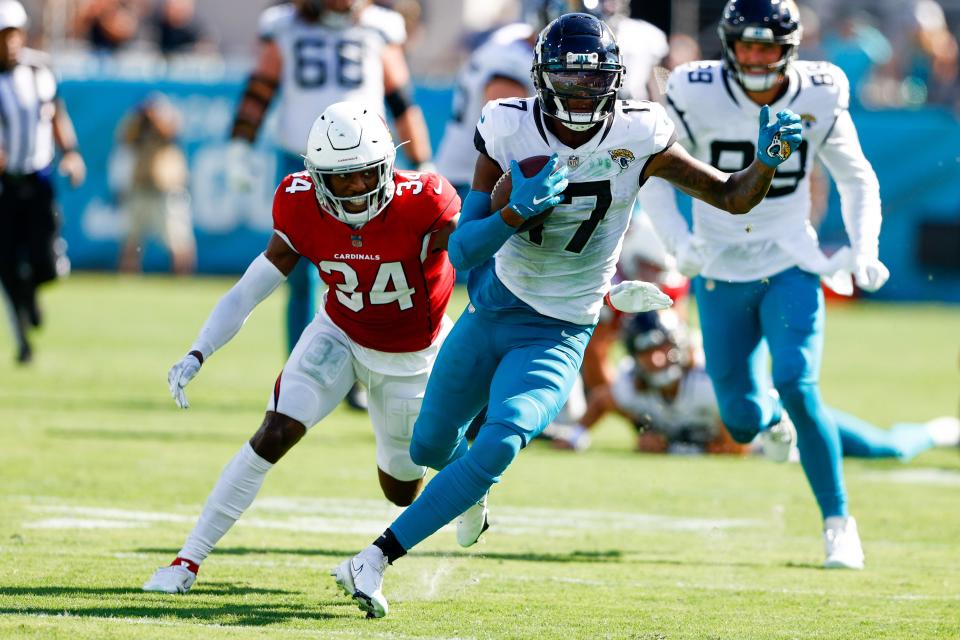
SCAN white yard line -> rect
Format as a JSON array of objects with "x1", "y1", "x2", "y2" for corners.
[{"x1": 20, "y1": 498, "x2": 761, "y2": 536}]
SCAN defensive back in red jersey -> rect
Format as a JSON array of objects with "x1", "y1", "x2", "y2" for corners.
[{"x1": 272, "y1": 170, "x2": 460, "y2": 353}]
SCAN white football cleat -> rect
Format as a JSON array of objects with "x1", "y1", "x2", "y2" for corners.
[
  {"x1": 142, "y1": 561, "x2": 197, "y2": 594},
  {"x1": 331, "y1": 545, "x2": 389, "y2": 618},
  {"x1": 456, "y1": 493, "x2": 490, "y2": 548},
  {"x1": 823, "y1": 516, "x2": 865, "y2": 570},
  {"x1": 761, "y1": 410, "x2": 796, "y2": 463}
]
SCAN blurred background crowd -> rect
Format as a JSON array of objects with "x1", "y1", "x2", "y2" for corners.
[{"x1": 15, "y1": 0, "x2": 960, "y2": 111}]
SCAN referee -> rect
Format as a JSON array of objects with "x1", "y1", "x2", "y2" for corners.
[{"x1": 0, "y1": 0, "x2": 85, "y2": 364}]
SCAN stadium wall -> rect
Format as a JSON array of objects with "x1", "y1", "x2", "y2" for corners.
[{"x1": 55, "y1": 76, "x2": 959, "y2": 303}]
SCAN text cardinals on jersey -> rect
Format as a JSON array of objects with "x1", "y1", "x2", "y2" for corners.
[{"x1": 272, "y1": 169, "x2": 460, "y2": 353}]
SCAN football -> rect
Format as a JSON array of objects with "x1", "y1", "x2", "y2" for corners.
[{"x1": 489, "y1": 155, "x2": 557, "y2": 233}]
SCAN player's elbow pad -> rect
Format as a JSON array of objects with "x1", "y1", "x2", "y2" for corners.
[{"x1": 385, "y1": 84, "x2": 415, "y2": 118}]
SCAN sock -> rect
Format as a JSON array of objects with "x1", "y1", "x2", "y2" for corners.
[
  {"x1": 373, "y1": 528, "x2": 407, "y2": 564},
  {"x1": 178, "y1": 442, "x2": 273, "y2": 564},
  {"x1": 823, "y1": 515, "x2": 847, "y2": 531}
]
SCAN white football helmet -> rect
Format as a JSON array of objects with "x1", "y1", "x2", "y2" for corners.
[{"x1": 304, "y1": 102, "x2": 396, "y2": 226}]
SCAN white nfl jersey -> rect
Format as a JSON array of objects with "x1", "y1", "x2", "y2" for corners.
[
  {"x1": 610, "y1": 362, "x2": 719, "y2": 441},
  {"x1": 259, "y1": 3, "x2": 405, "y2": 154},
  {"x1": 614, "y1": 17, "x2": 669, "y2": 101},
  {"x1": 664, "y1": 59, "x2": 862, "y2": 281},
  {"x1": 434, "y1": 23, "x2": 536, "y2": 187},
  {"x1": 476, "y1": 97, "x2": 676, "y2": 325}
]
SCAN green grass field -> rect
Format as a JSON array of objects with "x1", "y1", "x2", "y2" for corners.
[{"x1": 1, "y1": 274, "x2": 958, "y2": 639}]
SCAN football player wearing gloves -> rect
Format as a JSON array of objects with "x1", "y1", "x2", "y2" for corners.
[
  {"x1": 228, "y1": 0, "x2": 434, "y2": 355},
  {"x1": 641, "y1": 0, "x2": 889, "y2": 570},
  {"x1": 332, "y1": 12, "x2": 801, "y2": 619},
  {"x1": 144, "y1": 103, "x2": 459, "y2": 595}
]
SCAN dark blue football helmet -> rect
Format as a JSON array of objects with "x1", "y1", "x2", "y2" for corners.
[
  {"x1": 623, "y1": 311, "x2": 691, "y2": 389},
  {"x1": 718, "y1": 0, "x2": 803, "y2": 92},
  {"x1": 532, "y1": 12, "x2": 624, "y2": 131}
]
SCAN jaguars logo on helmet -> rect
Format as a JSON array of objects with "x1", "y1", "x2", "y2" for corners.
[
  {"x1": 718, "y1": 0, "x2": 803, "y2": 92},
  {"x1": 532, "y1": 12, "x2": 624, "y2": 131}
]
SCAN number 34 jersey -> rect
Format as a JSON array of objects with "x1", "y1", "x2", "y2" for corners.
[
  {"x1": 272, "y1": 170, "x2": 460, "y2": 361},
  {"x1": 475, "y1": 97, "x2": 676, "y2": 326},
  {"x1": 259, "y1": 3, "x2": 405, "y2": 155}
]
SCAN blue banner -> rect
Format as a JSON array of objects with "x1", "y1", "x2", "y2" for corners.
[{"x1": 54, "y1": 76, "x2": 959, "y2": 301}]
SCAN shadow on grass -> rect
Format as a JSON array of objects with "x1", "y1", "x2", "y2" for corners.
[
  {"x1": 137, "y1": 546, "x2": 813, "y2": 570},
  {"x1": 0, "y1": 584, "x2": 351, "y2": 625},
  {"x1": 138, "y1": 546, "x2": 626, "y2": 564}
]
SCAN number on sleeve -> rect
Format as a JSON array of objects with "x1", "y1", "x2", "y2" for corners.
[
  {"x1": 498, "y1": 100, "x2": 528, "y2": 111},
  {"x1": 285, "y1": 177, "x2": 313, "y2": 194}
]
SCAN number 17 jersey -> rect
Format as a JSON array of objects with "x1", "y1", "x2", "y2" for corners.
[{"x1": 475, "y1": 97, "x2": 675, "y2": 326}]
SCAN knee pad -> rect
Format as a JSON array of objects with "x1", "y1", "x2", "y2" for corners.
[{"x1": 375, "y1": 380, "x2": 427, "y2": 480}]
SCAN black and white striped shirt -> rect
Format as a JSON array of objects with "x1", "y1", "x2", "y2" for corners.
[{"x1": 0, "y1": 48, "x2": 58, "y2": 175}]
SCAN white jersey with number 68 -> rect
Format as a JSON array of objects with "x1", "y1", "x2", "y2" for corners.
[{"x1": 259, "y1": 3, "x2": 405, "y2": 155}]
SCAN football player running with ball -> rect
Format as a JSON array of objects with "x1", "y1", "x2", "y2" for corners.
[
  {"x1": 143, "y1": 102, "x2": 459, "y2": 594},
  {"x1": 333, "y1": 12, "x2": 803, "y2": 618},
  {"x1": 641, "y1": 0, "x2": 888, "y2": 569}
]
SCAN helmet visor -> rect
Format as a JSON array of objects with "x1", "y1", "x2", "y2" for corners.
[{"x1": 543, "y1": 70, "x2": 619, "y2": 97}]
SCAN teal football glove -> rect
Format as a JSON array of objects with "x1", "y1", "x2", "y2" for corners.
[
  {"x1": 507, "y1": 155, "x2": 569, "y2": 220},
  {"x1": 756, "y1": 105, "x2": 803, "y2": 168}
]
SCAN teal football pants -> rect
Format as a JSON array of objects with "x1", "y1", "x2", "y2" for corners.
[
  {"x1": 694, "y1": 267, "x2": 847, "y2": 519},
  {"x1": 389, "y1": 305, "x2": 593, "y2": 551}
]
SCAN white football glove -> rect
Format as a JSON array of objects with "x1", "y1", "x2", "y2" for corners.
[
  {"x1": 853, "y1": 255, "x2": 889, "y2": 292},
  {"x1": 605, "y1": 281, "x2": 674, "y2": 313},
  {"x1": 168, "y1": 352, "x2": 202, "y2": 409},
  {"x1": 226, "y1": 139, "x2": 255, "y2": 192},
  {"x1": 674, "y1": 236, "x2": 708, "y2": 278}
]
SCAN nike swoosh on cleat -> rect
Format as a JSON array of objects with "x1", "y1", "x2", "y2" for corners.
[{"x1": 351, "y1": 560, "x2": 364, "y2": 576}]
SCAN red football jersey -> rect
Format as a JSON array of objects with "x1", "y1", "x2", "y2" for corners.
[{"x1": 272, "y1": 170, "x2": 460, "y2": 353}]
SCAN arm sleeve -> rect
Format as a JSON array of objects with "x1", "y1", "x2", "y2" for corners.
[
  {"x1": 639, "y1": 177, "x2": 693, "y2": 255},
  {"x1": 817, "y1": 110, "x2": 882, "y2": 259},
  {"x1": 446, "y1": 190, "x2": 516, "y2": 271},
  {"x1": 190, "y1": 253, "x2": 286, "y2": 360}
]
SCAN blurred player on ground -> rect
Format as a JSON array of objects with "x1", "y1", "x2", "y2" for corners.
[
  {"x1": 332, "y1": 12, "x2": 803, "y2": 618},
  {"x1": 548, "y1": 310, "x2": 960, "y2": 459},
  {"x1": 143, "y1": 102, "x2": 459, "y2": 595},
  {"x1": 643, "y1": 0, "x2": 889, "y2": 569},
  {"x1": 228, "y1": 0, "x2": 433, "y2": 354}
]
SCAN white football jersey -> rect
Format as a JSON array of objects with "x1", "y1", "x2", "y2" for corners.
[
  {"x1": 663, "y1": 59, "x2": 874, "y2": 282},
  {"x1": 610, "y1": 362, "x2": 720, "y2": 441},
  {"x1": 614, "y1": 17, "x2": 669, "y2": 101},
  {"x1": 259, "y1": 3, "x2": 405, "y2": 154},
  {"x1": 434, "y1": 23, "x2": 536, "y2": 187},
  {"x1": 476, "y1": 97, "x2": 676, "y2": 325}
]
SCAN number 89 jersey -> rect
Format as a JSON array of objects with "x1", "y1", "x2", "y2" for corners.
[
  {"x1": 665, "y1": 60, "x2": 849, "y2": 246},
  {"x1": 475, "y1": 97, "x2": 676, "y2": 326},
  {"x1": 259, "y1": 3, "x2": 405, "y2": 155},
  {"x1": 272, "y1": 170, "x2": 459, "y2": 355}
]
